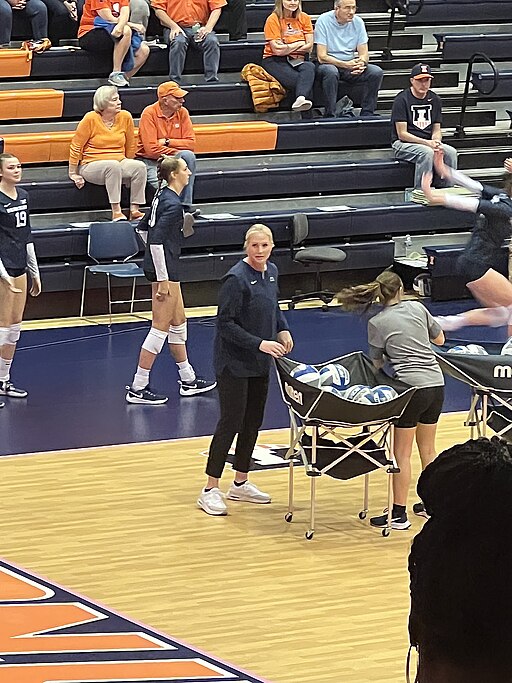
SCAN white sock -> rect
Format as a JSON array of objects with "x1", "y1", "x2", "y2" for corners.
[
  {"x1": 132, "y1": 366, "x2": 150, "y2": 391},
  {"x1": 0, "y1": 357, "x2": 11, "y2": 382},
  {"x1": 177, "y1": 360, "x2": 195, "y2": 383}
]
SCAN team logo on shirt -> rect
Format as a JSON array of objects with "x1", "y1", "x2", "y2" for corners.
[{"x1": 411, "y1": 104, "x2": 433, "y2": 131}]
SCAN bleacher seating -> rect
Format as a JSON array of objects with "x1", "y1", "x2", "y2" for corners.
[
  {"x1": 1, "y1": 0, "x2": 511, "y2": 316},
  {"x1": 434, "y1": 33, "x2": 512, "y2": 63},
  {"x1": 407, "y1": 0, "x2": 512, "y2": 24},
  {"x1": 472, "y1": 70, "x2": 512, "y2": 100}
]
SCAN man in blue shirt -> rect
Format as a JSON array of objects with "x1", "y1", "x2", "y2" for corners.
[{"x1": 314, "y1": 0, "x2": 383, "y2": 118}]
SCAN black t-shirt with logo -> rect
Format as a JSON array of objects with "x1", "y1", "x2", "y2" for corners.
[{"x1": 390, "y1": 88, "x2": 443, "y2": 143}]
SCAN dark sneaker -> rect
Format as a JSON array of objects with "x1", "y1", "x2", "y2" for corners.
[
  {"x1": 179, "y1": 377, "x2": 217, "y2": 396},
  {"x1": 125, "y1": 385, "x2": 168, "y2": 405},
  {"x1": 370, "y1": 511, "x2": 411, "y2": 530},
  {"x1": 412, "y1": 502, "x2": 430, "y2": 519},
  {"x1": 0, "y1": 380, "x2": 28, "y2": 398}
]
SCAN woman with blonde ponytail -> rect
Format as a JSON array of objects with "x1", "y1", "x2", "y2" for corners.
[{"x1": 338, "y1": 270, "x2": 445, "y2": 530}]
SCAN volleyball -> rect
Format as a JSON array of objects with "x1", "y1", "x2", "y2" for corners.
[
  {"x1": 319, "y1": 363, "x2": 351, "y2": 391},
  {"x1": 464, "y1": 344, "x2": 488, "y2": 355},
  {"x1": 447, "y1": 345, "x2": 472, "y2": 354},
  {"x1": 500, "y1": 337, "x2": 512, "y2": 356},
  {"x1": 370, "y1": 385, "x2": 398, "y2": 403},
  {"x1": 322, "y1": 385, "x2": 344, "y2": 398},
  {"x1": 290, "y1": 363, "x2": 321, "y2": 387},
  {"x1": 342, "y1": 384, "x2": 373, "y2": 403}
]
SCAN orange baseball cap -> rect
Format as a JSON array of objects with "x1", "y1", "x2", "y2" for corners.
[{"x1": 157, "y1": 81, "x2": 188, "y2": 98}]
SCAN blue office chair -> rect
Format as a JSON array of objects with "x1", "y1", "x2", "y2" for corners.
[{"x1": 80, "y1": 221, "x2": 151, "y2": 324}]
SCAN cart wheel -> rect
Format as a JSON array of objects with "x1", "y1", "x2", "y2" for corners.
[
  {"x1": 358, "y1": 511, "x2": 367, "y2": 520},
  {"x1": 305, "y1": 531, "x2": 314, "y2": 540},
  {"x1": 382, "y1": 528, "x2": 390, "y2": 538},
  {"x1": 284, "y1": 512, "x2": 293, "y2": 523},
  {"x1": 288, "y1": 302, "x2": 296, "y2": 310}
]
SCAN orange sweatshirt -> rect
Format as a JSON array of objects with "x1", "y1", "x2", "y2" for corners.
[
  {"x1": 137, "y1": 103, "x2": 195, "y2": 159},
  {"x1": 69, "y1": 110, "x2": 136, "y2": 166}
]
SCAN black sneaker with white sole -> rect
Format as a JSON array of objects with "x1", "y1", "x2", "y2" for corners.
[
  {"x1": 125, "y1": 385, "x2": 168, "y2": 404},
  {"x1": 370, "y1": 511, "x2": 411, "y2": 530},
  {"x1": 0, "y1": 380, "x2": 28, "y2": 398},
  {"x1": 179, "y1": 377, "x2": 217, "y2": 396},
  {"x1": 412, "y1": 502, "x2": 430, "y2": 519}
]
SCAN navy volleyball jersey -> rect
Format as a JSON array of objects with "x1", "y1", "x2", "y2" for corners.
[
  {"x1": 0, "y1": 188, "x2": 31, "y2": 272},
  {"x1": 140, "y1": 187, "x2": 184, "y2": 282}
]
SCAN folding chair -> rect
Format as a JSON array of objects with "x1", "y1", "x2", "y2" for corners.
[{"x1": 80, "y1": 221, "x2": 151, "y2": 325}]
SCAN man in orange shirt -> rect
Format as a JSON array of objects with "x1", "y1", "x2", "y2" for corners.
[
  {"x1": 137, "y1": 81, "x2": 197, "y2": 213},
  {"x1": 151, "y1": 0, "x2": 226, "y2": 83}
]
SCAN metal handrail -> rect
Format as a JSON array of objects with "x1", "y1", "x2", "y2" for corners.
[
  {"x1": 382, "y1": 0, "x2": 424, "y2": 61},
  {"x1": 455, "y1": 52, "x2": 499, "y2": 138}
]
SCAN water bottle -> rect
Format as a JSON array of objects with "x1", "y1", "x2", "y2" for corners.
[{"x1": 191, "y1": 22, "x2": 202, "y2": 41}]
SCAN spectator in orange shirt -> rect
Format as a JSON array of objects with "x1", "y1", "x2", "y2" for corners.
[
  {"x1": 151, "y1": 0, "x2": 226, "y2": 83},
  {"x1": 78, "y1": 0, "x2": 149, "y2": 87},
  {"x1": 69, "y1": 85, "x2": 147, "y2": 222},
  {"x1": 137, "y1": 81, "x2": 198, "y2": 213},
  {"x1": 262, "y1": 0, "x2": 315, "y2": 112}
]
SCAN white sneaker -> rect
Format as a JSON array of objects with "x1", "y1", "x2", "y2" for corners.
[
  {"x1": 434, "y1": 314, "x2": 465, "y2": 332},
  {"x1": 197, "y1": 487, "x2": 227, "y2": 515},
  {"x1": 291, "y1": 95, "x2": 312, "y2": 112},
  {"x1": 226, "y1": 481, "x2": 271, "y2": 504},
  {"x1": 108, "y1": 71, "x2": 129, "y2": 87}
]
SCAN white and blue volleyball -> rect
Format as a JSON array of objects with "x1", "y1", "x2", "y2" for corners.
[
  {"x1": 342, "y1": 384, "x2": 373, "y2": 403},
  {"x1": 322, "y1": 385, "x2": 345, "y2": 398},
  {"x1": 319, "y1": 363, "x2": 351, "y2": 391},
  {"x1": 447, "y1": 345, "x2": 472, "y2": 354},
  {"x1": 370, "y1": 385, "x2": 398, "y2": 403},
  {"x1": 465, "y1": 344, "x2": 488, "y2": 355},
  {"x1": 290, "y1": 363, "x2": 321, "y2": 387},
  {"x1": 501, "y1": 337, "x2": 512, "y2": 356}
]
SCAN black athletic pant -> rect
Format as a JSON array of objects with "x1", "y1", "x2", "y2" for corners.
[{"x1": 206, "y1": 368, "x2": 269, "y2": 479}]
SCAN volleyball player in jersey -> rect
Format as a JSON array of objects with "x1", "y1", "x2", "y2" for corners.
[
  {"x1": 0, "y1": 153, "x2": 41, "y2": 407},
  {"x1": 126, "y1": 155, "x2": 216, "y2": 404},
  {"x1": 422, "y1": 152, "x2": 512, "y2": 337}
]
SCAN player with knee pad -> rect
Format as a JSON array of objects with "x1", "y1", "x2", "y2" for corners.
[
  {"x1": 126, "y1": 155, "x2": 215, "y2": 405},
  {"x1": 0, "y1": 153, "x2": 42, "y2": 403},
  {"x1": 422, "y1": 154, "x2": 512, "y2": 341}
]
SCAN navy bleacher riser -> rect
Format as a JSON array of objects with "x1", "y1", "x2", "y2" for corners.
[
  {"x1": 435, "y1": 33, "x2": 512, "y2": 62},
  {"x1": 32, "y1": 204, "x2": 473, "y2": 263},
  {"x1": 407, "y1": 0, "x2": 512, "y2": 24},
  {"x1": 472, "y1": 71, "x2": 512, "y2": 100},
  {"x1": 22, "y1": 161, "x2": 415, "y2": 211}
]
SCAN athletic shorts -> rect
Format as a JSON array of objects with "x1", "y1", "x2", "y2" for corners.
[
  {"x1": 79, "y1": 28, "x2": 115, "y2": 52},
  {"x1": 395, "y1": 385, "x2": 444, "y2": 429},
  {"x1": 6, "y1": 267, "x2": 26, "y2": 278}
]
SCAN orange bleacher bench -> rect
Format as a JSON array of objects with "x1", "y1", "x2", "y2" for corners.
[
  {"x1": 2, "y1": 121, "x2": 279, "y2": 162},
  {"x1": 0, "y1": 89, "x2": 64, "y2": 121},
  {"x1": 0, "y1": 48, "x2": 33, "y2": 78}
]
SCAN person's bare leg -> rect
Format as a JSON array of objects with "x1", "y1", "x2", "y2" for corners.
[
  {"x1": 124, "y1": 42, "x2": 150, "y2": 80},
  {"x1": 392, "y1": 427, "x2": 416, "y2": 507},
  {"x1": 112, "y1": 29, "x2": 131, "y2": 72},
  {"x1": 415, "y1": 422, "x2": 438, "y2": 471}
]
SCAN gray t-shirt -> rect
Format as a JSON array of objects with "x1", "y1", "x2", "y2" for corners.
[{"x1": 367, "y1": 300, "x2": 444, "y2": 388}]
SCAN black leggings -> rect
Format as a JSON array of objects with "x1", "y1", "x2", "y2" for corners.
[{"x1": 206, "y1": 368, "x2": 269, "y2": 479}]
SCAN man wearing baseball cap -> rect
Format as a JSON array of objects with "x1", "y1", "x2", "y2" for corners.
[
  {"x1": 137, "y1": 81, "x2": 198, "y2": 213},
  {"x1": 391, "y1": 63, "x2": 457, "y2": 189}
]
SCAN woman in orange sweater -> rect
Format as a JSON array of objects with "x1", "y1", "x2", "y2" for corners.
[
  {"x1": 262, "y1": 0, "x2": 315, "y2": 112},
  {"x1": 69, "y1": 85, "x2": 147, "y2": 221}
]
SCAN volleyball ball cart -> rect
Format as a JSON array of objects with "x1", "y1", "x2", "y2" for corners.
[
  {"x1": 275, "y1": 353, "x2": 417, "y2": 539},
  {"x1": 436, "y1": 341, "x2": 512, "y2": 442}
]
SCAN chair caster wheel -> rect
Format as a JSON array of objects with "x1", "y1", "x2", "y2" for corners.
[
  {"x1": 288, "y1": 302, "x2": 296, "y2": 310},
  {"x1": 382, "y1": 528, "x2": 390, "y2": 537},
  {"x1": 305, "y1": 531, "x2": 314, "y2": 540},
  {"x1": 358, "y1": 511, "x2": 367, "y2": 520},
  {"x1": 285, "y1": 512, "x2": 293, "y2": 523}
]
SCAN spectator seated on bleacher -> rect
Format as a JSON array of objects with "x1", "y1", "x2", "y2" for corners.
[
  {"x1": 151, "y1": 0, "x2": 226, "y2": 84},
  {"x1": 68, "y1": 85, "x2": 147, "y2": 222},
  {"x1": 315, "y1": 0, "x2": 383, "y2": 118},
  {"x1": 391, "y1": 63, "x2": 457, "y2": 190},
  {"x1": 78, "y1": 0, "x2": 150, "y2": 87},
  {"x1": 137, "y1": 81, "x2": 198, "y2": 213},
  {"x1": 262, "y1": 0, "x2": 315, "y2": 113},
  {"x1": 0, "y1": 0, "x2": 50, "y2": 50},
  {"x1": 43, "y1": 0, "x2": 82, "y2": 45}
]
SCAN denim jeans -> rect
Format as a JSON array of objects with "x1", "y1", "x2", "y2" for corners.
[
  {"x1": 392, "y1": 140, "x2": 458, "y2": 188},
  {"x1": 317, "y1": 62, "x2": 383, "y2": 117},
  {"x1": 164, "y1": 26, "x2": 220, "y2": 83},
  {"x1": 143, "y1": 150, "x2": 196, "y2": 207}
]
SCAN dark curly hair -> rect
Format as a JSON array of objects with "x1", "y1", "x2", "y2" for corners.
[{"x1": 409, "y1": 436, "x2": 512, "y2": 681}]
